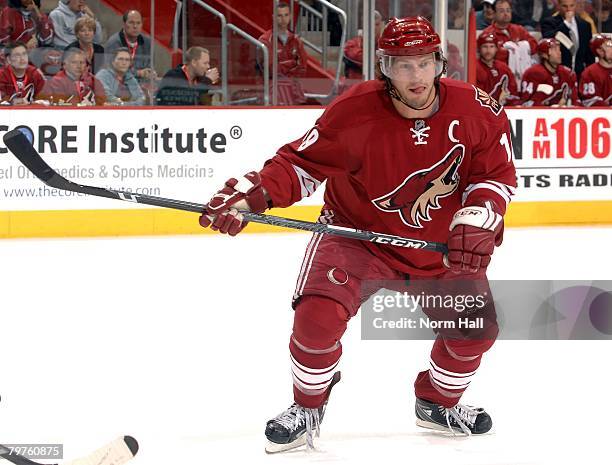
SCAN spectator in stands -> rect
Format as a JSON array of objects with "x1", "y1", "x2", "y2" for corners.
[
  {"x1": 105, "y1": 10, "x2": 156, "y2": 83},
  {"x1": 476, "y1": 0, "x2": 496, "y2": 29},
  {"x1": 482, "y1": 0, "x2": 538, "y2": 79},
  {"x1": 49, "y1": 0, "x2": 101, "y2": 48},
  {"x1": 541, "y1": 0, "x2": 594, "y2": 79},
  {"x1": 39, "y1": 47, "x2": 105, "y2": 105},
  {"x1": 64, "y1": 16, "x2": 103, "y2": 74},
  {"x1": 343, "y1": 10, "x2": 384, "y2": 80},
  {"x1": 520, "y1": 37, "x2": 579, "y2": 105},
  {"x1": 579, "y1": 34, "x2": 611, "y2": 105},
  {"x1": 0, "y1": 41, "x2": 44, "y2": 104},
  {"x1": 448, "y1": 0, "x2": 466, "y2": 29},
  {"x1": 591, "y1": 0, "x2": 611, "y2": 32},
  {"x1": 510, "y1": 0, "x2": 556, "y2": 30},
  {"x1": 156, "y1": 46, "x2": 218, "y2": 106},
  {"x1": 446, "y1": 42, "x2": 465, "y2": 80},
  {"x1": 476, "y1": 32, "x2": 520, "y2": 105},
  {"x1": 258, "y1": 1, "x2": 309, "y2": 105},
  {"x1": 577, "y1": 0, "x2": 598, "y2": 33},
  {"x1": 0, "y1": 0, "x2": 53, "y2": 48},
  {"x1": 96, "y1": 47, "x2": 145, "y2": 106}
]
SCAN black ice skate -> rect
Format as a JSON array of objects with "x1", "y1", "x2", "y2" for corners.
[
  {"x1": 415, "y1": 397, "x2": 492, "y2": 436},
  {"x1": 265, "y1": 371, "x2": 341, "y2": 453}
]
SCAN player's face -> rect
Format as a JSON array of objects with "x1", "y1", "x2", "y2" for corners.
[
  {"x1": 191, "y1": 52, "x2": 210, "y2": 77},
  {"x1": 76, "y1": 26, "x2": 94, "y2": 44},
  {"x1": 546, "y1": 44, "x2": 562, "y2": 66},
  {"x1": 494, "y1": 1, "x2": 512, "y2": 26},
  {"x1": 388, "y1": 54, "x2": 437, "y2": 107},
  {"x1": 599, "y1": 41, "x2": 612, "y2": 63},
  {"x1": 112, "y1": 51, "x2": 132, "y2": 74},
  {"x1": 479, "y1": 43, "x2": 497, "y2": 62},
  {"x1": 8, "y1": 46, "x2": 29, "y2": 71},
  {"x1": 276, "y1": 7, "x2": 291, "y2": 30},
  {"x1": 64, "y1": 53, "x2": 86, "y2": 77}
]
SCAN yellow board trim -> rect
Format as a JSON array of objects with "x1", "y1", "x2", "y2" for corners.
[{"x1": 1, "y1": 201, "x2": 611, "y2": 239}]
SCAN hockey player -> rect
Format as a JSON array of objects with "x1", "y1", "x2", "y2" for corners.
[
  {"x1": 476, "y1": 32, "x2": 519, "y2": 106},
  {"x1": 520, "y1": 38, "x2": 580, "y2": 106},
  {"x1": 579, "y1": 34, "x2": 612, "y2": 107},
  {"x1": 199, "y1": 17, "x2": 516, "y2": 452}
]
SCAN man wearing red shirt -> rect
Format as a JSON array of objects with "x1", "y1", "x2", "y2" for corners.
[
  {"x1": 520, "y1": 38, "x2": 579, "y2": 106},
  {"x1": 258, "y1": 2, "x2": 309, "y2": 105},
  {"x1": 39, "y1": 47, "x2": 105, "y2": 105},
  {"x1": 0, "y1": 0, "x2": 53, "y2": 48},
  {"x1": 579, "y1": 34, "x2": 612, "y2": 106},
  {"x1": 481, "y1": 0, "x2": 537, "y2": 65},
  {"x1": 199, "y1": 17, "x2": 516, "y2": 452},
  {"x1": 476, "y1": 32, "x2": 519, "y2": 105},
  {"x1": 0, "y1": 42, "x2": 44, "y2": 104},
  {"x1": 343, "y1": 10, "x2": 384, "y2": 80}
]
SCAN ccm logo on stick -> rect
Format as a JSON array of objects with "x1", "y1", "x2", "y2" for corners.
[{"x1": 370, "y1": 236, "x2": 426, "y2": 248}]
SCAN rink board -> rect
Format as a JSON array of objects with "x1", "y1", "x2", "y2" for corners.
[{"x1": 0, "y1": 107, "x2": 610, "y2": 238}]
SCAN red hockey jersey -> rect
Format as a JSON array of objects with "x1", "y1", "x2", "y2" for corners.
[
  {"x1": 0, "y1": 7, "x2": 53, "y2": 46},
  {"x1": 476, "y1": 58, "x2": 520, "y2": 106},
  {"x1": 480, "y1": 23, "x2": 537, "y2": 64},
  {"x1": 520, "y1": 63, "x2": 579, "y2": 106},
  {"x1": 258, "y1": 29, "x2": 308, "y2": 78},
  {"x1": 259, "y1": 79, "x2": 517, "y2": 276},
  {"x1": 0, "y1": 64, "x2": 44, "y2": 103},
  {"x1": 578, "y1": 62, "x2": 611, "y2": 107},
  {"x1": 39, "y1": 70, "x2": 106, "y2": 106}
]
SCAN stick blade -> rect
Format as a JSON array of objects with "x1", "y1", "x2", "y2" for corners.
[
  {"x1": 3, "y1": 129, "x2": 56, "y2": 184},
  {"x1": 63, "y1": 436, "x2": 139, "y2": 465}
]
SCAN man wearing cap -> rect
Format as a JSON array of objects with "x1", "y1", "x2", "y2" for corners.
[{"x1": 476, "y1": 0, "x2": 496, "y2": 29}]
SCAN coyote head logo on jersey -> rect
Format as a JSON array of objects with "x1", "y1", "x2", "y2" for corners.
[{"x1": 372, "y1": 145, "x2": 465, "y2": 228}]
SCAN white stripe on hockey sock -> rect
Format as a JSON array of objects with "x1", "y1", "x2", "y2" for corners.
[{"x1": 430, "y1": 358, "x2": 478, "y2": 378}]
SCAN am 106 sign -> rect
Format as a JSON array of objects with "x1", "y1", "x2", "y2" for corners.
[{"x1": 508, "y1": 112, "x2": 611, "y2": 162}]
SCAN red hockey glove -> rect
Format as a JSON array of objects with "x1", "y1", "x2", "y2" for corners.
[
  {"x1": 445, "y1": 206, "x2": 503, "y2": 274},
  {"x1": 198, "y1": 171, "x2": 268, "y2": 236}
]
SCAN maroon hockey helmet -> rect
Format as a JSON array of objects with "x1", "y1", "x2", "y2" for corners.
[
  {"x1": 477, "y1": 32, "x2": 497, "y2": 49},
  {"x1": 537, "y1": 38, "x2": 560, "y2": 56},
  {"x1": 377, "y1": 16, "x2": 446, "y2": 81},
  {"x1": 589, "y1": 34, "x2": 612, "y2": 56},
  {"x1": 377, "y1": 16, "x2": 441, "y2": 56}
]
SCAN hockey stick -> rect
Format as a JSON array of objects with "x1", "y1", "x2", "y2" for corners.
[
  {"x1": 0, "y1": 436, "x2": 138, "y2": 465},
  {"x1": 3, "y1": 128, "x2": 448, "y2": 254}
]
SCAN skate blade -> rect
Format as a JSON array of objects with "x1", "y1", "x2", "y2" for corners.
[
  {"x1": 416, "y1": 419, "x2": 469, "y2": 436},
  {"x1": 415, "y1": 419, "x2": 493, "y2": 436},
  {"x1": 265, "y1": 435, "x2": 306, "y2": 454}
]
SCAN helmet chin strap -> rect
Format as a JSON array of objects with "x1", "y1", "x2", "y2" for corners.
[{"x1": 384, "y1": 77, "x2": 439, "y2": 112}]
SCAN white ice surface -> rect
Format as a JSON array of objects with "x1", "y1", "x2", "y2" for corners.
[{"x1": 0, "y1": 226, "x2": 610, "y2": 465}]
